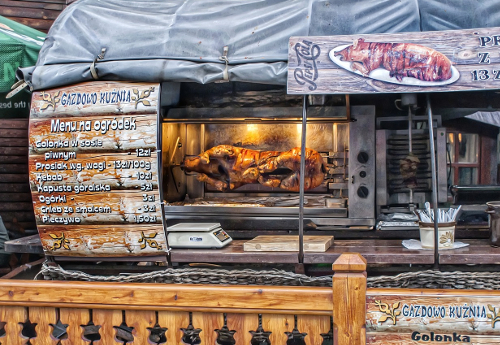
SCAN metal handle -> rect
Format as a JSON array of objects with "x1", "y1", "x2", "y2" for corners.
[{"x1": 486, "y1": 209, "x2": 496, "y2": 214}]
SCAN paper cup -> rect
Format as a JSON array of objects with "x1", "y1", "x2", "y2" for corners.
[{"x1": 419, "y1": 222, "x2": 456, "y2": 249}]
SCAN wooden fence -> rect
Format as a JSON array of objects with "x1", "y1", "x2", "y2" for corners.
[{"x1": 1, "y1": 252, "x2": 500, "y2": 344}]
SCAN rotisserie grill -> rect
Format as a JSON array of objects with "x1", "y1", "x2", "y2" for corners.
[{"x1": 163, "y1": 106, "x2": 376, "y2": 230}]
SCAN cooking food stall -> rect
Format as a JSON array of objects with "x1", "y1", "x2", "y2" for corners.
[{"x1": 2, "y1": 0, "x2": 500, "y2": 344}]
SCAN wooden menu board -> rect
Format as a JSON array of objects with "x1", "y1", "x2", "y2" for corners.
[
  {"x1": 288, "y1": 27, "x2": 500, "y2": 94},
  {"x1": 28, "y1": 81, "x2": 167, "y2": 257}
]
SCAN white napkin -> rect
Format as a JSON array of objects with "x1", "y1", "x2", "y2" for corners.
[{"x1": 402, "y1": 239, "x2": 469, "y2": 250}]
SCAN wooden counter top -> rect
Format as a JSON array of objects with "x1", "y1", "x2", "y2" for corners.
[
  {"x1": 438, "y1": 239, "x2": 500, "y2": 265},
  {"x1": 7, "y1": 236, "x2": 500, "y2": 266},
  {"x1": 170, "y1": 240, "x2": 299, "y2": 264},
  {"x1": 303, "y1": 239, "x2": 434, "y2": 265}
]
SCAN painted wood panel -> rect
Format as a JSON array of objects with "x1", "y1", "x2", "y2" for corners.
[
  {"x1": 37, "y1": 225, "x2": 166, "y2": 256},
  {"x1": 30, "y1": 81, "x2": 159, "y2": 117},
  {"x1": 32, "y1": 191, "x2": 161, "y2": 225},
  {"x1": 29, "y1": 152, "x2": 158, "y2": 190},
  {"x1": 28, "y1": 81, "x2": 166, "y2": 257},
  {"x1": 29, "y1": 114, "x2": 158, "y2": 154},
  {"x1": 288, "y1": 27, "x2": 500, "y2": 94},
  {"x1": 367, "y1": 331, "x2": 500, "y2": 344},
  {"x1": 366, "y1": 290, "x2": 500, "y2": 339}
]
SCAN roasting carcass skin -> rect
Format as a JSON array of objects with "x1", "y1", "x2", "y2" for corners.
[
  {"x1": 335, "y1": 38, "x2": 453, "y2": 82},
  {"x1": 182, "y1": 145, "x2": 325, "y2": 192}
]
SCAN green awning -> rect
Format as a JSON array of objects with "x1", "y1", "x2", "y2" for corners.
[{"x1": 0, "y1": 15, "x2": 45, "y2": 92}]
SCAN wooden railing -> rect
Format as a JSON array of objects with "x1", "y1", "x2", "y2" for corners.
[
  {"x1": 0, "y1": 253, "x2": 366, "y2": 345},
  {"x1": 3, "y1": 252, "x2": 500, "y2": 344}
]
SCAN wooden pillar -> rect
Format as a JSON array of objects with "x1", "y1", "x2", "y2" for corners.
[{"x1": 332, "y1": 252, "x2": 367, "y2": 345}]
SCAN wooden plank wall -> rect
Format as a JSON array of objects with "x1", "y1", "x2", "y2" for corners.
[
  {"x1": 0, "y1": 119, "x2": 35, "y2": 238},
  {"x1": 0, "y1": 0, "x2": 68, "y2": 33}
]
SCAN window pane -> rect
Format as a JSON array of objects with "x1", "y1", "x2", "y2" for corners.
[
  {"x1": 457, "y1": 133, "x2": 479, "y2": 163},
  {"x1": 447, "y1": 133, "x2": 455, "y2": 162},
  {"x1": 458, "y1": 167, "x2": 478, "y2": 185}
]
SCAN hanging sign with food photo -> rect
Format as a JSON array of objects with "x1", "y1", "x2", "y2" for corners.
[{"x1": 287, "y1": 27, "x2": 500, "y2": 94}]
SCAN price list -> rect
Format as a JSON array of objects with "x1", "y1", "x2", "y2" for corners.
[{"x1": 29, "y1": 81, "x2": 167, "y2": 257}]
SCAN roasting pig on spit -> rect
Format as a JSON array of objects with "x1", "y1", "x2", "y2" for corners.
[
  {"x1": 182, "y1": 145, "x2": 325, "y2": 192},
  {"x1": 335, "y1": 38, "x2": 453, "y2": 82}
]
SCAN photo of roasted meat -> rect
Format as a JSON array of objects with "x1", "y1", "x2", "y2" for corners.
[
  {"x1": 181, "y1": 145, "x2": 325, "y2": 192},
  {"x1": 399, "y1": 153, "x2": 420, "y2": 189},
  {"x1": 334, "y1": 38, "x2": 453, "y2": 82}
]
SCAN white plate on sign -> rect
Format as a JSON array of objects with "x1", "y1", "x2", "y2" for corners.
[{"x1": 329, "y1": 44, "x2": 460, "y2": 87}]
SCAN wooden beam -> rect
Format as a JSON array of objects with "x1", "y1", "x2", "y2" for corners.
[
  {"x1": 333, "y1": 253, "x2": 367, "y2": 345},
  {"x1": 0, "y1": 0, "x2": 64, "y2": 10},
  {"x1": 0, "y1": 6, "x2": 61, "y2": 20},
  {"x1": 0, "y1": 280, "x2": 333, "y2": 313},
  {"x1": 4, "y1": 16, "x2": 53, "y2": 31},
  {"x1": 0, "y1": 119, "x2": 28, "y2": 129}
]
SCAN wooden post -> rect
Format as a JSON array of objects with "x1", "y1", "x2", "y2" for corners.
[{"x1": 332, "y1": 252, "x2": 367, "y2": 345}]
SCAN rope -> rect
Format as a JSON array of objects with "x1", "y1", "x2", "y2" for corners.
[
  {"x1": 38, "y1": 263, "x2": 500, "y2": 290},
  {"x1": 38, "y1": 263, "x2": 333, "y2": 287}
]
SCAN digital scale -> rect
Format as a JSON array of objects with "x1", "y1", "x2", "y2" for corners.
[{"x1": 167, "y1": 223, "x2": 233, "y2": 249}]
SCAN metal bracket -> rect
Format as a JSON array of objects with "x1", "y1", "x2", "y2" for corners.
[
  {"x1": 90, "y1": 48, "x2": 107, "y2": 80},
  {"x1": 217, "y1": 46, "x2": 229, "y2": 83}
]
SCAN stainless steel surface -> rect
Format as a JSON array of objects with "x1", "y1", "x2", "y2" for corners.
[
  {"x1": 165, "y1": 215, "x2": 372, "y2": 228},
  {"x1": 408, "y1": 106, "x2": 413, "y2": 204},
  {"x1": 376, "y1": 130, "x2": 388, "y2": 211},
  {"x1": 375, "y1": 117, "x2": 447, "y2": 214},
  {"x1": 426, "y1": 95, "x2": 440, "y2": 267},
  {"x1": 157, "y1": 98, "x2": 171, "y2": 258},
  {"x1": 165, "y1": 106, "x2": 348, "y2": 122},
  {"x1": 162, "y1": 105, "x2": 377, "y2": 230},
  {"x1": 328, "y1": 182, "x2": 348, "y2": 190},
  {"x1": 204, "y1": 123, "x2": 333, "y2": 152},
  {"x1": 377, "y1": 114, "x2": 442, "y2": 129},
  {"x1": 453, "y1": 186, "x2": 500, "y2": 192},
  {"x1": 436, "y1": 128, "x2": 448, "y2": 203},
  {"x1": 348, "y1": 106, "x2": 376, "y2": 220},
  {"x1": 325, "y1": 198, "x2": 346, "y2": 208},
  {"x1": 165, "y1": 205, "x2": 348, "y2": 217}
]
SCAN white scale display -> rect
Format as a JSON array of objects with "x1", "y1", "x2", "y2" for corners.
[{"x1": 167, "y1": 223, "x2": 233, "y2": 249}]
